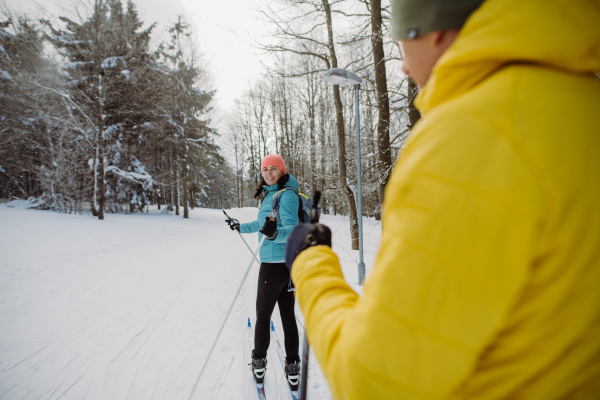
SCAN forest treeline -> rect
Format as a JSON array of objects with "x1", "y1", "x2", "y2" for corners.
[
  {"x1": 1, "y1": 0, "x2": 418, "y2": 238},
  {"x1": 0, "y1": 0, "x2": 232, "y2": 219}
]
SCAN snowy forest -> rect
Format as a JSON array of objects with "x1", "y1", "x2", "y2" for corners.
[
  {"x1": 1, "y1": 0, "x2": 419, "y2": 240},
  {"x1": 1, "y1": 0, "x2": 230, "y2": 219}
]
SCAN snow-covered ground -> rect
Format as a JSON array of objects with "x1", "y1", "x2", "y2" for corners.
[{"x1": 0, "y1": 202, "x2": 381, "y2": 400}]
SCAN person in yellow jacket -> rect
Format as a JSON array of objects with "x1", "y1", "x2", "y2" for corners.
[{"x1": 285, "y1": 0, "x2": 600, "y2": 398}]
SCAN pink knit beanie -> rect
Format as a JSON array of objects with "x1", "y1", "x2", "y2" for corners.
[{"x1": 261, "y1": 154, "x2": 286, "y2": 174}]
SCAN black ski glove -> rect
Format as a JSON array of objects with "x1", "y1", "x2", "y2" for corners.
[
  {"x1": 259, "y1": 217, "x2": 278, "y2": 241},
  {"x1": 225, "y1": 217, "x2": 240, "y2": 232},
  {"x1": 285, "y1": 223, "x2": 332, "y2": 270}
]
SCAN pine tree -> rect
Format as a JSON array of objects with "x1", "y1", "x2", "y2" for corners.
[
  {"x1": 0, "y1": 18, "x2": 47, "y2": 200},
  {"x1": 152, "y1": 17, "x2": 220, "y2": 218},
  {"x1": 44, "y1": 0, "x2": 157, "y2": 218}
]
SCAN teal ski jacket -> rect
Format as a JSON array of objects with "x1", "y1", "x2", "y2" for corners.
[{"x1": 240, "y1": 174, "x2": 300, "y2": 263}]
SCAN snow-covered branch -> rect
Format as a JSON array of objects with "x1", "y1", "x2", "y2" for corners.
[
  {"x1": 31, "y1": 82, "x2": 99, "y2": 133},
  {"x1": 105, "y1": 166, "x2": 154, "y2": 190}
]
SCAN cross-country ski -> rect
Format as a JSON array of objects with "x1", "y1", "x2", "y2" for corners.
[
  {"x1": 248, "y1": 318, "x2": 267, "y2": 400},
  {"x1": 271, "y1": 321, "x2": 300, "y2": 399}
]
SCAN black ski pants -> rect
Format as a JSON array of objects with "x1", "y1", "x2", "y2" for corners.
[{"x1": 254, "y1": 262, "x2": 299, "y2": 361}]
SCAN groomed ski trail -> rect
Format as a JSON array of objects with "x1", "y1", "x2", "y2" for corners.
[{"x1": 0, "y1": 205, "x2": 380, "y2": 399}]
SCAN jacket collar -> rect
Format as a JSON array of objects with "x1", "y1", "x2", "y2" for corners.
[
  {"x1": 264, "y1": 183, "x2": 280, "y2": 193},
  {"x1": 262, "y1": 173, "x2": 299, "y2": 195}
]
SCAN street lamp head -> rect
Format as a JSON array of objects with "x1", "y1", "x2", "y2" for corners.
[{"x1": 322, "y1": 68, "x2": 363, "y2": 86}]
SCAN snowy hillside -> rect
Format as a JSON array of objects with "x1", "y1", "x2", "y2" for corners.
[{"x1": 0, "y1": 204, "x2": 381, "y2": 399}]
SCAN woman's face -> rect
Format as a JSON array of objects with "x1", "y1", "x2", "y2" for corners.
[{"x1": 261, "y1": 166, "x2": 284, "y2": 186}]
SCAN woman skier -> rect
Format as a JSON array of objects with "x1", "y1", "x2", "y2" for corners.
[{"x1": 225, "y1": 154, "x2": 301, "y2": 390}]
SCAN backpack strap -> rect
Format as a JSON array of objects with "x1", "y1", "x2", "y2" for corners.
[
  {"x1": 271, "y1": 187, "x2": 298, "y2": 222},
  {"x1": 281, "y1": 186, "x2": 298, "y2": 194}
]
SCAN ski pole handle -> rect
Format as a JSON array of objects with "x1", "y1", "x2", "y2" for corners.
[{"x1": 309, "y1": 191, "x2": 321, "y2": 224}]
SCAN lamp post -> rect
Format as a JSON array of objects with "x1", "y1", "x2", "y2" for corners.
[{"x1": 322, "y1": 68, "x2": 365, "y2": 285}]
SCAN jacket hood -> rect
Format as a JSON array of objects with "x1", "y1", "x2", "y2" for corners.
[{"x1": 416, "y1": 0, "x2": 600, "y2": 114}]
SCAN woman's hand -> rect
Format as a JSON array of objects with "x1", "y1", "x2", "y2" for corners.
[
  {"x1": 260, "y1": 217, "x2": 278, "y2": 240},
  {"x1": 225, "y1": 217, "x2": 240, "y2": 232}
]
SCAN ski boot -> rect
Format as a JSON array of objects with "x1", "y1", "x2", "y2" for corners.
[
  {"x1": 251, "y1": 350, "x2": 267, "y2": 385},
  {"x1": 285, "y1": 357, "x2": 301, "y2": 391}
]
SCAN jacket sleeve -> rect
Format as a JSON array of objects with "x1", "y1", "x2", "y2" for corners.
[
  {"x1": 271, "y1": 190, "x2": 299, "y2": 243},
  {"x1": 291, "y1": 113, "x2": 542, "y2": 399},
  {"x1": 239, "y1": 220, "x2": 260, "y2": 234}
]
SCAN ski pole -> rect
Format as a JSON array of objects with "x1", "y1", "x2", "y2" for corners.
[
  {"x1": 300, "y1": 334, "x2": 309, "y2": 399},
  {"x1": 188, "y1": 234, "x2": 264, "y2": 400},
  {"x1": 299, "y1": 191, "x2": 322, "y2": 400},
  {"x1": 223, "y1": 210, "x2": 260, "y2": 264}
]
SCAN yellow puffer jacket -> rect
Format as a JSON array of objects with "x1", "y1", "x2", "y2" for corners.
[{"x1": 291, "y1": 0, "x2": 600, "y2": 399}]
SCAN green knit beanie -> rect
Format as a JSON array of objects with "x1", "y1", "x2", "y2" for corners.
[{"x1": 392, "y1": 0, "x2": 485, "y2": 40}]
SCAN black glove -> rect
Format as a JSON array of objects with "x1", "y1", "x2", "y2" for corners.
[
  {"x1": 259, "y1": 217, "x2": 278, "y2": 240},
  {"x1": 225, "y1": 217, "x2": 240, "y2": 232},
  {"x1": 285, "y1": 223, "x2": 332, "y2": 270}
]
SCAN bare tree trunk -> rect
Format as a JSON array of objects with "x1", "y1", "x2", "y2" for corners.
[
  {"x1": 248, "y1": 128, "x2": 258, "y2": 185},
  {"x1": 319, "y1": 101, "x2": 327, "y2": 213},
  {"x1": 182, "y1": 185, "x2": 188, "y2": 217},
  {"x1": 408, "y1": 78, "x2": 421, "y2": 128},
  {"x1": 235, "y1": 161, "x2": 241, "y2": 208},
  {"x1": 235, "y1": 149, "x2": 242, "y2": 208},
  {"x1": 91, "y1": 136, "x2": 99, "y2": 216},
  {"x1": 182, "y1": 114, "x2": 189, "y2": 219},
  {"x1": 169, "y1": 184, "x2": 173, "y2": 211},
  {"x1": 310, "y1": 116, "x2": 317, "y2": 194},
  {"x1": 272, "y1": 95, "x2": 279, "y2": 154},
  {"x1": 369, "y1": 0, "x2": 392, "y2": 209},
  {"x1": 322, "y1": 0, "x2": 359, "y2": 250},
  {"x1": 182, "y1": 166, "x2": 188, "y2": 218},
  {"x1": 280, "y1": 82, "x2": 289, "y2": 162},
  {"x1": 308, "y1": 80, "x2": 317, "y2": 194},
  {"x1": 96, "y1": 72, "x2": 105, "y2": 220},
  {"x1": 285, "y1": 87, "x2": 294, "y2": 173},
  {"x1": 168, "y1": 151, "x2": 175, "y2": 213},
  {"x1": 175, "y1": 168, "x2": 180, "y2": 216}
]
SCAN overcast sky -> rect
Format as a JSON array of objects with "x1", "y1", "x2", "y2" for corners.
[
  {"x1": 137, "y1": 0, "x2": 272, "y2": 116},
  {"x1": 3, "y1": 0, "x2": 274, "y2": 132}
]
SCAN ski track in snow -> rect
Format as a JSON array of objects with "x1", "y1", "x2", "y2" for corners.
[{"x1": 0, "y1": 205, "x2": 381, "y2": 399}]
